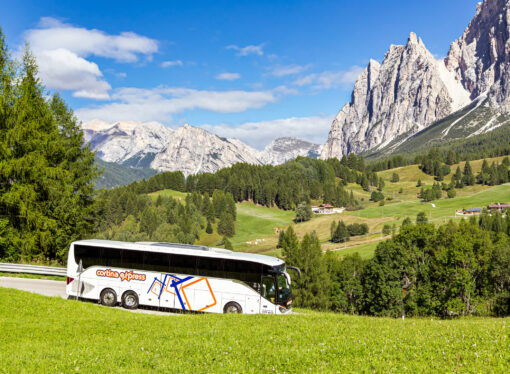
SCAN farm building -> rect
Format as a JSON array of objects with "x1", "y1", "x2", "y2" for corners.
[
  {"x1": 488, "y1": 203, "x2": 510, "y2": 211},
  {"x1": 312, "y1": 204, "x2": 345, "y2": 214},
  {"x1": 463, "y1": 208, "x2": 482, "y2": 215}
]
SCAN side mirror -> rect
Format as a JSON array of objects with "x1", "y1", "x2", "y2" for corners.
[
  {"x1": 77, "y1": 259, "x2": 84, "y2": 273},
  {"x1": 287, "y1": 266, "x2": 301, "y2": 280}
]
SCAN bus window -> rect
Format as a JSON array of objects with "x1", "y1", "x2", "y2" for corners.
[
  {"x1": 144, "y1": 251, "x2": 170, "y2": 273},
  {"x1": 170, "y1": 254, "x2": 197, "y2": 276},
  {"x1": 102, "y1": 247, "x2": 122, "y2": 268},
  {"x1": 197, "y1": 257, "x2": 223, "y2": 278},
  {"x1": 122, "y1": 249, "x2": 144, "y2": 271},
  {"x1": 74, "y1": 245, "x2": 101, "y2": 269},
  {"x1": 262, "y1": 276, "x2": 276, "y2": 303}
]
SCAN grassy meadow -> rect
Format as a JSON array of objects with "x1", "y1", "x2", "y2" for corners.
[{"x1": 0, "y1": 288, "x2": 508, "y2": 373}]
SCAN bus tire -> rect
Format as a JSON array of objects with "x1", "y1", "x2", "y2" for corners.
[
  {"x1": 223, "y1": 302, "x2": 242, "y2": 314},
  {"x1": 100, "y1": 288, "x2": 117, "y2": 307},
  {"x1": 122, "y1": 291, "x2": 139, "y2": 310}
]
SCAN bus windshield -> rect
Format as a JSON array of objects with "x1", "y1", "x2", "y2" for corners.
[{"x1": 277, "y1": 273, "x2": 291, "y2": 305}]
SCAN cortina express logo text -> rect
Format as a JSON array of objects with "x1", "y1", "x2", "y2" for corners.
[{"x1": 96, "y1": 269, "x2": 146, "y2": 282}]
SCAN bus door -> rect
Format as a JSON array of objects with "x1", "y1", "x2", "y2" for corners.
[{"x1": 260, "y1": 276, "x2": 277, "y2": 314}]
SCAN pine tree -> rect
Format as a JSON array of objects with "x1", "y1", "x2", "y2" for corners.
[
  {"x1": 276, "y1": 230, "x2": 285, "y2": 248},
  {"x1": 463, "y1": 161, "x2": 475, "y2": 186},
  {"x1": 205, "y1": 220, "x2": 213, "y2": 234},
  {"x1": 0, "y1": 41, "x2": 98, "y2": 262},
  {"x1": 217, "y1": 211, "x2": 235, "y2": 237}
]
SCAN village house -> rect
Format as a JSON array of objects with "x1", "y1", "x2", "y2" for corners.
[{"x1": 488, "y1": 203, "x2": 510, "y2": 211}]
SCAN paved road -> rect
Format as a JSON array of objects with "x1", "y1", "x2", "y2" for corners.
[
  {"x1": 0, "y1": 277, "x2": 176, "y2": 316},
  {"x1": 0, "y1": 277, "x2": 67, "y2": 298}
]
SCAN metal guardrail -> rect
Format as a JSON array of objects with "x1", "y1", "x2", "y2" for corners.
[{"x1": 0, "y1": 263, "x2": 67, "y2": 277}]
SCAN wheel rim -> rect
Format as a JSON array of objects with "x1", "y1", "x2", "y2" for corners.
[
  {"x1": 125, "y1": 295, "x2": 136, "y2": 307},
  {"x1": 226, "y1": 305, "x2": 239, "y2": 313},
  {"x1": 104, "y1": 292, "x2": 115, "y2": 304}
]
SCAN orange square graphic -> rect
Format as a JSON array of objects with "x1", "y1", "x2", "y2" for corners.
[{"x1": 181, "y1": 278, "x2": 217, "y2": 312}]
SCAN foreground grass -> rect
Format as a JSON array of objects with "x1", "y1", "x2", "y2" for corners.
[{"x1": 1, "y1": 288, "x2": 509, "y2": 373}]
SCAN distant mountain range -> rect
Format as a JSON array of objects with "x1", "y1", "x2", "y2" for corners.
[
  {"x1": 321, "y1": 0, "x2": 510, "y2": 159},
  {"x1": 83, "y1": 120, "x2": 322, "y2": 177}
]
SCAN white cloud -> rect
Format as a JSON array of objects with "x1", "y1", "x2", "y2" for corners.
[
  {"x1": 36, "y1": 48, "x2": 111, "y2": 99},
  {"x1": 76, "y1": 86, "x2": 289, "y2": 123},
  {"x1": 200, "y1": 115, "x2": 334, "y2": 150},
  {"x1": 294, "y1": 66, "x2": 364, "y2": 89},
  {"x1": 226, "y1": 44, "x2": 264, "y2": 56},
  {"x1": 161, "y1": 60, "x2": 183, "y2": 68},
  {"x1": 27, "y1": 17, "x2": 158, "y2": 62},
  {"x1": 24, "y1": 17, "x2": 158, "y2": 99},
  {"x1": 216, "y1": 72, "x2": 241, "y2": 81},
  {"x1": 268, "y1": 64, "x2": 311, "y2": 77}
]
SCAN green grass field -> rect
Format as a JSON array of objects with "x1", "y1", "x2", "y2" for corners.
[{"x1": 1, "y1": 288, "x2": 508, "y2": 372}]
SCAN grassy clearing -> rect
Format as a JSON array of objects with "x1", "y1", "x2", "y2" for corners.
[
  {"x1": 1, "y1": 288, "x2": 508, "y2": 373},
  {"x1": 0, "y1": 272, "x2": 65, "y2": 281},
  {"x1": 148, "y1": 189, "x2": 188, "y2": 201},
  {"x1": 328, "y1": 241, "x2": 379, "y2": 259}
]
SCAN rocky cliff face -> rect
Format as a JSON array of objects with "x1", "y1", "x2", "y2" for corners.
[
  {"x1": 320, "y1": 33, "x2": 470, "y2": 159},
  {"x1": 259, "y1": 137, "x2": 322, "y2": 165},
  {"x1": 445, "y1": 0, "x2": 510, "y2": 111},
  {"x1": 151, "y1": 124, "x2": 262, "y2": 175},
  {"x1": 82, "y1": 120, "x2": 171, "y2": 168}
]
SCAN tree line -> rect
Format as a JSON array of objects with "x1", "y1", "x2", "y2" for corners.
[
  {"x1": 282, "y1": 212, "x2": 510, "y2": 317},
  {"x1": 184, "y1": 157, "x2": 365, "y2": 210},
  {"x1": 94, "y1": 187, "x2": 237, "y2": 246}
]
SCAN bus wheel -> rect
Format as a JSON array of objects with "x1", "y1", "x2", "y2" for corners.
[
  {"x1": 100, "y1": 288, "x2": 117, "y2": 307},
  {"x1": 223, "y1": 302, "x2": 242, "y2": 314},
  {"x1": 122, "y1": 291, "x2": 139, "y2": 310}
]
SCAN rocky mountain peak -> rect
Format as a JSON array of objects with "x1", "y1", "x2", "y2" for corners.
[
  {"x1": 445, "y1": 0, "x2": 510, "y2": 109},
  {"x1": 321, "y1": 32, "x2": 456, "y2": 159}
]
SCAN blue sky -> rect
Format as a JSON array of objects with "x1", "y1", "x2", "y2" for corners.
[{"x1": 1, "y1": 0, "x2": 480, "y2": 149}]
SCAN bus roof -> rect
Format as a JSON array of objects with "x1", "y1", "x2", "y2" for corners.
[{"x1": 71, "y1": 239, "x2": 284, "y2": 267}]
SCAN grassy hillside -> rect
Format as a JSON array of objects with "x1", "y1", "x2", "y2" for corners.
[
  {"x1": 1, "y1": 288, "x2": 508, "y2": 372},
  {"x1": 145, "y1": 155, "x2": 510, "y2": 260}
]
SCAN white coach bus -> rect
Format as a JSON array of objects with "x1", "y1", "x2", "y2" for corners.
[{"x1": 66, "y1": 239, "x2": 300, "y2": 314}]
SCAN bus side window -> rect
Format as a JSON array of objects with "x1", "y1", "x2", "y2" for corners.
[
  {"x1": 74, "y1": 245, "x2": 101, "y2": 269},
  {"x1": 170, "y1": 254, "x2": 197, "y2": 276},
  {"x1": 122, "y1": 249, "x2": 144, "y2": 271},
  {"x1": 197, "y1": 257, "x2": 223, "y2": 278},
  {"x1": 102, "y1": 247, "x2": 122, "y2": 268},
  {"x1": 144, "y1": 251, "x2": 170, "y2": 273}
]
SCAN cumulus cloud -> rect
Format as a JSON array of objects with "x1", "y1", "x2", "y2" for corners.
[
  {"x1": 25, "y1": 17, "x2": 158, "y2": 99},
  {"x1": 226, "y1": 44, "x2": 264, "y2": 56},
  {"x1": 267, "y1": 64, "x2": 311, "y2": 77},
  {"x1": 294, "y1": 66, "x2": 364, "y2": 89},
  {"x1": 161, "y1": 60, "x2": 183, "y2": 68},
  {"x1": 216, "y1": 72, "x2": 241, "y2": 81},
  {"x1": 200, "y1": 115, "x2": 334, "y2": 150},
  {"x1": 76, "y1": 86, "x2": 289, "y2": 123},
  {"x1": 36, "y1": 48, "x2": 111, "y2": 99}
]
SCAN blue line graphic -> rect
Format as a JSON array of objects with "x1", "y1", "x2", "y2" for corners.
[{"x1": 146, "y1": 274, "x2": 194, "y2": 310}]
